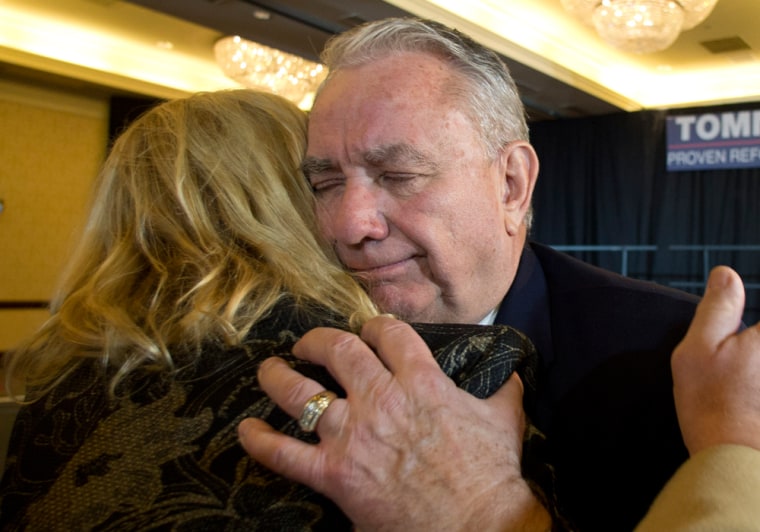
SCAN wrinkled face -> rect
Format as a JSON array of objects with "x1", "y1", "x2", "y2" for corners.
[{"x1": 304, "y1": 52, "x2": 527, "y2": 323}]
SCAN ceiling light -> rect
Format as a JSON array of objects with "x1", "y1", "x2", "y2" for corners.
[
  {"x1": 252, "y1": 9, "x2": 271, "y2": 21},
  {"x1": 560, "y1": 0, "x2": 720, "y2": 53},
  {"x1": 213, "y1": 35, "x2": 328, "y2": 108}
]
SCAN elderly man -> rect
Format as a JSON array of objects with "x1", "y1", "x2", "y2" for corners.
[
  {"x1": 240, "y1": 17, "x2": 701, "y2": 531},
  {"x1": 243, "y1": 266, "x2": 760, "y2": 530}
]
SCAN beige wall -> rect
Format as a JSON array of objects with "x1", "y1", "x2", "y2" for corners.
[{"x1": 0, "y1": 78, "x2": 109, "y2": 354}]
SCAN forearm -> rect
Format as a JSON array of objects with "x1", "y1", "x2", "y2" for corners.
[
  {"x1": 375, "y1": 489, "x2": 550, "y2": 532},
  {"x1": 449, "y1": 477, "x2": 552, "y2": 532},
  {"x1": 496, "y1": 483, "x2": 553, "y2": 532},
  {"x1": 636, "y1": 444, "x2": 760, "y2": 532}
]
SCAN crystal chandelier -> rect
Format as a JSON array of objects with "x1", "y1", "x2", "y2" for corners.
[
  {"x1": 214, "y1": 36, "x2": 328, "y2": 108},
  {"x1": 559, "y1": 0, "x2": 720, "y2": 53}
]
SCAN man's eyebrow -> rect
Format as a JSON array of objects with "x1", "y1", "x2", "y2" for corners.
[
  {"x1": 301, "y1": 144, "x2": 439, "y2": 179},
  {"x1": 364, "y1": 144, "x2": 437, "y2": 172},
  {"x1": 301, "y1": 157, "x2": 335, "y2": 179}
]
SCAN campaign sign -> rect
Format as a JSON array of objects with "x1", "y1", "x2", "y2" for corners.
[{"x1": 666, "y1": 109, "x2": 760, "y2": 171}]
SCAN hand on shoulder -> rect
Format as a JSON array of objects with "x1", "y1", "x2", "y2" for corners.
[
  {"x1": 671, "y1": 266, "x2": 760, "y2": 455},
  {"x1": 239, "y1": 316, "x2": 551, "y2": 531}
]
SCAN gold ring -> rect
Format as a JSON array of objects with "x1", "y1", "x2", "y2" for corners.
[{"x1": 298, "y1": 390, "x2": 337, "y2": 433}]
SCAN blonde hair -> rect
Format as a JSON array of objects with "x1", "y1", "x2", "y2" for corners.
[{"x1": 5, "y1": 89, "x2": 377, "y2": 399}]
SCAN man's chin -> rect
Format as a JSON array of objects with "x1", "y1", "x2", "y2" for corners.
[{"x1": 370, "y1": 287, "x2": 433, "y2": 323}]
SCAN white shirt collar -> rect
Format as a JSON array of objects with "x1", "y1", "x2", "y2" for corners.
[{"x1": 478, "y1": 306, "x2": 499, "y2": 325}]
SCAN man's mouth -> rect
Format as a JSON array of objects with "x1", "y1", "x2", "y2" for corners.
[{"x1": 347, "y1": 257, "x2": 415, "y2": 279}]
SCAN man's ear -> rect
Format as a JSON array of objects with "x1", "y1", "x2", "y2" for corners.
[{"x1": 499, "y1": 142, "x2": 539, "y2": 236}]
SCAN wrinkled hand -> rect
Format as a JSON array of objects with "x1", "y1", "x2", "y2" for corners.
[
  {"x1": 238, "y1": 316, "x2": 550, "y2": 531},
  {"x1": 672, "y1": 266, "x2": 760, "y2": 455}
]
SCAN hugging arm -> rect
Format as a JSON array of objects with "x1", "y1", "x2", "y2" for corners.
[{"x1": 238, "y1": 316, "x2": 551, "y2": 531}]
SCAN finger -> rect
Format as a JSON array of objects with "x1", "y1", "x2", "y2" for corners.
[
  {"x1": 739, "y1": 318, "x2": 760, "y2": 346},
  {"x1": 480, "y1": 373, "x2": 527, "y2": 466},
  {"x1": 360, "y1": 315, "x2": 442, "y2": 377},
  {"x1": 729, "y1": 311, "x2": 760, "y2": 363},
  {"x1": 238, "y1": 417, "x2": 328, "y2": 493},
  {"x1": 683, "y1": 266, "x2": 744, "y2": 351},
  {"x1": 293, "y1": 326, "x2": 392, "y2": 396},
  {"x1": 487, "y1": 373, "x2": 525, "y2": 427},
  {"x1": 257, "y1": 356, "x2": 342, "y2": 428},
  {"x1": 491, "y1": 372, "x2": 524, "y2": 406}
]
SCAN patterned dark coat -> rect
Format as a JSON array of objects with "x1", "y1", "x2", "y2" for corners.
[{"x1": 0, "y1": 300, "x2": 553, "y2": 531}]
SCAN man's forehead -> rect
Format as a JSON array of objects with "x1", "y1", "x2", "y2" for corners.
[{"x1": 308, "y1": 55, "x2": 452, "y2": 121}]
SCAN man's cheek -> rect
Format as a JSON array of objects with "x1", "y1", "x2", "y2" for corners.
[{"x1": 315, "y1": 208, "x2": 336, "y2": 239}]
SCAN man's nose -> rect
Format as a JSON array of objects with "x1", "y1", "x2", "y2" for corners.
[{"x1": 330, "y1": 181, "x2": 389, "y2": 246}]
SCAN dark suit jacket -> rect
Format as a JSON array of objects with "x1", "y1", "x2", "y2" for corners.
[{"x1": 498, "y1": 242, "x2": 699, "y2": 531}]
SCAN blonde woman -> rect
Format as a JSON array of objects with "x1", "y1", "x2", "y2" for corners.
[{"x1": 0, "y1": 90, "x2": 543, "y2": 530}]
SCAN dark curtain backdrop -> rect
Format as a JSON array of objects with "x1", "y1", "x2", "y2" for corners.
[{"x1": 529, "y1": 103, "x2": 760, "y2": 324}]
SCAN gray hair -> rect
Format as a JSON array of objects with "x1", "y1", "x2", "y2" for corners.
[{"x1": 319, "y1": 17, "x2": 530, "y2": 160}]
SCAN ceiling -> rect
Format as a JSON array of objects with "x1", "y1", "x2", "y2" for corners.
[{"x1": 0, "y1": 0, "x2": 758, "y2": 122}]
